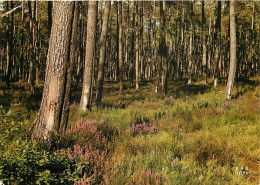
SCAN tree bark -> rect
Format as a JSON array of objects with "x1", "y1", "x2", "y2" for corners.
[
  {"x1": 19, "y1": 1, "x2": 25, "y2": 84},
  {"x1": 202, "y1": 0, "x2": 207, "y2": 84},
  {"x1": 135, "y1": 2, "x2": 139, "y2": 90},
  {"x1": 28, "y1": 1, "x2": 35, "y2": 95},
  {"x1": 5, "y1": 1, "x2": 13, "y2": 88},
  {"x1": 157, "y1": 1, "x2": 168, "y2": 96},
  {"x1": 96, "y1": 1, "x2": 111, "y2": 107},
  {"x1": 60, "y1": 2, "x2": 78, "y2": 133},
  {"x1": 188, "y1": 1, "x2": 194, "y2": 84},
  {"x1": 80, "y1": 1, "x2": 98, "y2": 111},
  {"x1": 33, "y1": 1, "x2": 74, "y2": 141},
  {"x1": 118, "y1": 2, "x2": 123, "y2": 94},
  {"x1": 213, "y1": 1, "x2": 221, "y2": 87},
  {"x1": 226, "y1": 0, "x2": 236, "y2": 101}
]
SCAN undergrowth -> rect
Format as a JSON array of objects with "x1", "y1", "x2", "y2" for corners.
[{"x1": 0, "y1": 78, "x2": 259, "y2": 184}]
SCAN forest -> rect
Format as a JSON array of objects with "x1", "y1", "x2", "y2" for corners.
[{"x1": 0, "y1": 0, "x2": 259, "y2": 184}]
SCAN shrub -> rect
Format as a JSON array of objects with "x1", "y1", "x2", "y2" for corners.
[{"x1": 51, "y1": 120, "x2": 118, "y2": 150}]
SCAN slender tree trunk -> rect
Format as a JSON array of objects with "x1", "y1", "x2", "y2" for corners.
[
  {"x1": 226, "y1": 0, "x2": 236, "y2": 101},
  {"x1": 6, "y1": 1, "x2": 13, "y2": 88},
  {"x1": 80, "y1": 1, "x2": 98, "y2": 111},
  {"x1": 116, "y1": 2, "x2": 119, "y2": 81},
  {"x1": 125, "y1": 2, "x2": 129, "y2": 81},
  {"x1": 135, "y1": 2, "x2": 139, "y2": 90},
  {"x1": 188, "y1": 1, "x2": 194, "y2": 84},
  {"x1": 213, "y1": 1, "x2": 221, "y2": 87},
  {"x1": 35, "y1": 1, "x2": 40, "y2": 85},
  {"x1": 96, "y1": 1, "x2": 111, "y2": 107},
  {"x1": 130, "y1": 10, "x2": 135, "y2": 88},
  {"x1": 202, "y1": 0, "x2": 207, "y2": 84},
  {"x1": 33, "y1": 1, "x2": 74, "y2": 141},
  {"x1": 118, "y1": 2, "x2": 123, "y2": 94},
  {"x1": 19, "y1": 1, "x2": 25, "y2": 84},
  {"x1": 28, "y1": 1, "x2": 35, "y2": 94}
]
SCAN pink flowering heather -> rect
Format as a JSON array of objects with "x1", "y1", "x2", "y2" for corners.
[
  {"x1": 56, "y1": 144, "x2": 109, "y2": 184},
  {"x1": 67, "y1": 120, "x2": 97, "y2": 134},
  {"x1": 129, "y1": 122, "x2": 156, "y2": 136}
]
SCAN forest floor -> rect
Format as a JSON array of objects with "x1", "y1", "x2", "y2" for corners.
[{"x1": 0, "y1": 77, "x2": 259, "y2": 184}]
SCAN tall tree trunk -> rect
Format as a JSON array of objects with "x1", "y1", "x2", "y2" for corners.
[
  {"x1": 116, "y1": 2, "x2": 119, "y2": 81},
  {"x1": 28, "y1": 1, "x2": 35, "y2": 95},
  {"x1": 60, "y1": 2, "x2": 78, "y2": 133},
  {"x1": 118, "y1": 2, "x2": 123, "y2": 94},
  {"x1": 125, "y1": 2, "x2": 129, "y2": 80},
  {"x1": 32, "y1": 1, "x2": 74, "y2": 141},
  {"x1": 96, "y1": 1, "x2": 111, "y2": 107},
  {"x1": 19, "y1": 1, "x2": 25, "y2": 84},
  {"x1": 188, "y1": 1, "x2": 194, "y2": 84},
  {"x1": 135, "y1": 2, "x2": 139, "y2": 90},
  {"x1": 226, "y1": 0, "x2": 236, "y2": 101},
  {"x1": 6, "y1": 1, "x2": 13, "y2": 88},
  {"x1": 202, "y1": 0, "x2": 207, "y2": 84},
  {"x1": 213, "y1": 1, "x2": 221, "y2": 87},
  {"x1": 130, "y1": 10, "x2": 135, "y2": 88},
  {"x1": 80, "y1": 1, "x2": 98, "y2": 111},
  {"x1": 157, "y1": 1, "x2": 167, "y2": 96},
  {"x1": 35, "y1": 1, "x2": 40, "y2": 85}
]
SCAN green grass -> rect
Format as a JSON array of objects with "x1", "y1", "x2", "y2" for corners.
[{"x1": 0, "y1": 77, "x2": 259, "y2": 184}]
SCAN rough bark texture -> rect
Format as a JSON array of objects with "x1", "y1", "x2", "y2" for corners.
[
  {"x1": 60, "y1": 2, "x2": 78, "y2": 133},
  {"x1": 226, "y1": 0, "x2": 236, "y2": 101},
  {"x1": 96, "y1": 1, "x2": 111, "y2": 107},
  {"x1": 33, "y1": 1, "x2": 74, "y2": 141},
  {"x1": 80, "y1": 1, "x2": 98, "y2": 111},
  {"x1": 119, "y1": 2, "x2": 123, "y2": 94}
]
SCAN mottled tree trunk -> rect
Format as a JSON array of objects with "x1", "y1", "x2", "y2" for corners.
[
  {"x1": 226, "y1": 0, "x2": 236, "y2": 101},
  {"x1": 33, "y1": 1, "x2": 74, "y2": 141},
  {"x1": 96, "y1": 1, "x2": 111, "y2": 107},
  {"x1": 80, "y1": 1, "x2": 98, "y2": 111},
  {"x1": 118, "y1": 2, "x2": 123, "y2": 95},
  {"x1": 135, "y1": 2, "x2": 139, "y2": 90}
]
